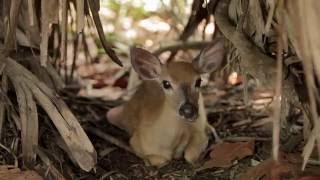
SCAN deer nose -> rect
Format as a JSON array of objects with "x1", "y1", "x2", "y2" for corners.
[{"x1": 179, "y1": 102, "x2": 198, "y2": 120}]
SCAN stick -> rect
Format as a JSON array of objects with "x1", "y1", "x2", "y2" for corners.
[
  {"x1": 153, "y1": 41, "x2": 211, "y2": 56},
  {"x1": 84, "y1": 126, "x2": 134, "y2": 154}
]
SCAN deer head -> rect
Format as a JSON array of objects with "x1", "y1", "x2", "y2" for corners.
[{"x1": 130, "y1": 39, "x2": 225, "y2": 122}]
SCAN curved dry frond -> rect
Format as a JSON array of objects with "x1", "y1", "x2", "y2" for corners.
[{"x1": 4, "y1": 57, "x2": 97, "y2": 171}]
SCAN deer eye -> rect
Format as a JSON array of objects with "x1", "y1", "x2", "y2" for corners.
[
  {"x1": 195, "y1": 78, "x2": 202, "y2": 88},
  {"x1": 162, "y1": 80, "x2": 172, "y2": 89}
]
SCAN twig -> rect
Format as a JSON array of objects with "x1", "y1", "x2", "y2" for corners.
[
  {"x1": 307, "y1": 159, "x2": 320, "y2": 166},
  {"x1": 0, "y1": 143, "x2": 18, "y2": 167},
  {"x1": 35, "y1": 147, "x2": 66, "y2": 180},
  {"x1": 99, "y1": 171, "x2": 118, "y2": 180},
  {"x1": 272, "y1": 0, "x2": 284, "y2": 161},
  {"x1": 223, "y1": 136, "x2": 271, "y2": 142},
  {"x1": 69, "y1": 33, "x2": 82, "y2": 82},
  {"x1": 87, "y1": 0, "x2": 122, "y2": 67},
  {"x1": 84, "y1": 126, "x2": 134, "y2": 154},
  {"x1": 153, "y1": 41, "x2": 211, "y2": 56},
  {"x1": 166, "y1": 0, "x2": 219, "y2": 62},
  {"x1": 207, "y1": 124, "x2": 222, "y2": 143}
]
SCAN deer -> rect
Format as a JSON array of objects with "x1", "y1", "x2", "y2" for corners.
[{"x1": 106, "y1": 39, "x2": 225, "y2": 168}]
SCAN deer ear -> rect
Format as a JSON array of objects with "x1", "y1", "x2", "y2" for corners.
[
  {"x1": 130, "y1": 47, "x2": 162, "y2": 80},
  {"x1": 193, "y1": 38, "x2": 225, "y2": 74}
]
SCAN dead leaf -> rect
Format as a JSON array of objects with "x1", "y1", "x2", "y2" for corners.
[
  {"x1": 0, "y1": 166, "x2": 43, "y2": 180},
  {"x1": 202, "y1": 141, "x2": 255, "y2": 169},
  {"x1": 237, "y1": 159, "x2": 297, "y2": 180},
  {"x1": 299, "y1": 176, "x2": 320, "y2": 180}
]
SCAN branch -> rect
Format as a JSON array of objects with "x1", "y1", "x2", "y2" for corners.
[
  {"x1": 167, "y1": 0, "x2": 219, "y2": 61},
  {"x1": 87, "y1": 0, "x2": 123, "y2": 67},
  {"x1": 153, "y1": 41, "x2": 211, "y2": 56},
  {"x1": 215, "y1": 0, "x2": 276, "y2": 88},
  {"x1": 85, "y1": 126, "x2": 134, "y2": 154}
]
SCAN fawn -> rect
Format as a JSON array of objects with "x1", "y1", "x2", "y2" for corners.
[{"x1": 107, "y1": 39, "x2": 225, "y2": 167}]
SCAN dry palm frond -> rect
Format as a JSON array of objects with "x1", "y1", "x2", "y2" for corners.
[
  {"x1": 0, "y1": 0, "x2": 104, "y2": 171},
  {"x1": 284, "y1": 0, "x2": 320, "y2": 170},
  {"x1": 3, "y1": 56, "x2": 97, "y2": 171}
]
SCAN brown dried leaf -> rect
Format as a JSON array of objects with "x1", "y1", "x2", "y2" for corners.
[
  {"x1": 299, "y1": 176, "x2": 320, "y2": 180},
  {"x1": 237, "y1": 159, "x2": 297, "y2": 180},
  {"x1": 0, "y1": 166, "x2": 43, "y2": 180},
  {"x1": 202, "y1": 141, "x2": 254, "y2": 169}
]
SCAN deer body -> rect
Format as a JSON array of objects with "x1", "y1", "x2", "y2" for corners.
[{"x1": 107, "y1": 40, "x2": 224, "y2": 167}]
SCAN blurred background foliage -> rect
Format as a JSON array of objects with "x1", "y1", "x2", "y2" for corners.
[{"x1": 68, "y1": 0, "x2": 215, "y2": 100}]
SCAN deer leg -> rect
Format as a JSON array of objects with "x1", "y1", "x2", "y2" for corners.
[
  {"x1": 130, "y1": 133, "x2": 170, "y2": 168},
  {"x1": 106, "y1": 106, "x2": 125, "y2": 129},
  {"x1": 145, "y1": 154, "x2": 169, "y2": 168},
  {"x1": 184, "y1": 132, "x2": 208, "y2": 164}
]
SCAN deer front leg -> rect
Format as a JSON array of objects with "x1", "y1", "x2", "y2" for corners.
[
  {"x1": 130, "y1": 132, "x2": 170, "y2": 168},
  {"x1": 184, "y1": 131, "x2": 208, "y2": 164},
  {"x1": 145, "y1": 154, "x2": 169, "y2": 168}
]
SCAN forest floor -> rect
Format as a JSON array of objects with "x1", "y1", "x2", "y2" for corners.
[
  {"x1": 1, "y1": 66, "x2": 319, "y2": 179},
  {"x1": 61, "y1": 80, "x2": 274, "y2": 179},
  {"x1": 39, "y1": 79, "x2": 310, "y2": 179}
]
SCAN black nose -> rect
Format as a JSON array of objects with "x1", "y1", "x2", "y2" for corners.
[{"x1": 179, "y1": 102, "x2": 198, "y2": 119}]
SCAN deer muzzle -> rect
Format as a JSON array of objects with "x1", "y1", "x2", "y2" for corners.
[{"x1": 179, "y1": 102, "x2": 198, "y2": 121}]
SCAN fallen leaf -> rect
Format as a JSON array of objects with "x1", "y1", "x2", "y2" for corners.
[
  {"x1": 237, "y1": 159, "x2": 297, "y2": 180},
  {"x1": 0, "y1": 166, "x2": 43, "y2": 180},
  {"x1": 202, "y1": 141, "x2": 255, "y2": 169},
  {"x1": 299, "y1": 176, "x2": 320, "y2": 180}
]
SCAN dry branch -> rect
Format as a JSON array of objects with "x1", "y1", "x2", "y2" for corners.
[
  {"x1": 215, "y1": 0, "x2": 276, "y2": 88},
  {"x1": 85, "y1": 126, "x2": 134, "y2": 154},
  {"x1": 87, "y1": 0, "x2": 123, "y2": 67},
  {"x1": 153, "y1": 41, "x2": 211, "y2": 56}
]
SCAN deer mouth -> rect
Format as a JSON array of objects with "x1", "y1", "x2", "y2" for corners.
[{"x1": 183, "y1": 116, "x2": 198, "y2": 122}]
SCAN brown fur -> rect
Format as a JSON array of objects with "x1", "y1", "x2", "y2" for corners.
[
  {"x1": 108, "y1": 62, "x2": 208, "y2": 167},
  {"x1": 107, "y1": 41, "x2": 224, "y2": 167}
]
